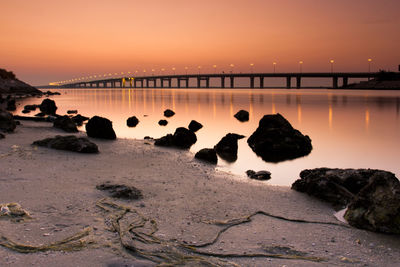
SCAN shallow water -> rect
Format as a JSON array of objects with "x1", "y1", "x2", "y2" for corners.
[{"x1": 16, "y1": 88, "x2": 400, "y2": 186}]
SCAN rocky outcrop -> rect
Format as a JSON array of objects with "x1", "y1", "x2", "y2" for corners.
[
  {"x1": 85, "y1": 116, "x2": 116, "y2": 140},
  {"x1": 163, "y1": 109, "x2": 175, "y2": 118},
  {"x1": 247, "y1": 113, "x2": 312, "y2": 162},
  {"x1": 246, "y1": 170, "x2": 271, "y2": 181},
  {"x1": 39, "y1": 99, "x2": 57, "y2": 115},
  {"x1": 53, "y1": 115, "x2": 79, "y2": 133},
  {"x1": 215, "y1": 133, "x2": 244, "y2": 162},
  {"x1": 195, "y1": 148, "x2": 218, "y2": 164},
  {"x1": 158, "y1": 120, "x2": 168, "y2": 126},
  {"x1": 127, "y1": 116, "x2": 139, "y2": 127},
  {"x1": 6, "y1": 99, "x2": 16, "y2": 111},
  {"x1": 0, "y1": 68, "x2": 42, "y2": 96},
  {"x1": 344, "y1": 172, "x2": 400, "y2": 234},
  {"x1": 33, "y1": 135, "x2": 99, "y2": 153},
  {"x1": 155, "y1": 127, "x2": 197, "y2": 149},
  {"x1": 71, "y1": 114, "x2": 89, "y2": 126},
  {"x1": 188, "y1": 120, "x2": 203, "y2": 132},
  {"x1": 96, "y1": 182, "x2": 142, "y2": 200},
  {"x1": 234, "y1": 110, "x2": 249, "y2": 122},
  {"x1": 0, "y1": 109, "x2": 16, "y2": 132}
]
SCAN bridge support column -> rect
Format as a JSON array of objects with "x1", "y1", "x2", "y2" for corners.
[
  {"x1": 206, "y1": 78, "x2": 210, "y2": 88},
  {"x1": 178, "y1": 79, "x2": 181, "y2": 88},
  {"x1": 197, "y1": 78, "x2": 201, "y2": 88},
  {"x1": 332, "y1": 77, "x2": 338, "y2": 89},
  {"x1": 221, "y1": 77, "x2": 225, "y2": 88},
  {"x1": 250, "y1": 77, "x2": 254, "y2": 88},
  {"x1": 296, "y1": 77, "x2": 301, "y2": 89},
  {"x1": 343, "y1": 77, "x2": 348, "y2": 87},
  {"x1": 230, "y1": 77, "x2": 234, "y2": 88},
  {"x1": 286, "y1": 77, "x2": 291, "y2": 89},
  {"x1": 186, "y1": 79, "x2": 189, "y2": 88},
  {"x1": 168, "y1": 79, "x2": 171, "y2": 88},
  {"x1": 260, "y1": 77, "x2": 264, "y2": 88},
  {"x1": 96, "y1": 83, "x2": 100, "y2": 88},
  {"x1": 145, "y1": 79, "x2": 148, "y2": 88}
]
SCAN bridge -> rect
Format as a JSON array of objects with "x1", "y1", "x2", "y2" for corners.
[{"x1": 59, "y1": 72, "x2": 377, "y2": 89}]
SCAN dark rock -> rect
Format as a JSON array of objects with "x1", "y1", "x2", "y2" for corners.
[
  {"x1": 24, "y1": 104, "x2": 37, "y2": 111},
  {"x1": 344, "y1": 171, "x2": 400, "y2": 234},
  {"x1": 39, "y1": 99, "x2": 57, "y2": 115},
  {"x1": 0, "y1": 109, "x2": 16, "y2": 132},
  {"x1": 13, "y1": 115, "x2": 47, "y2": 122},
  {"x1": 44, "y1": 91, "x2": 61, "y2": 96},
  {"x1": 246, "y1": 170, "x2": 271, "y2": 181},
  {"x1": 155, "y1": 127, "x2": 197, "y2": 149},
  {"x1": 53, "y1": 115, "x2": 79, "y2": 133},
  {"x1": 67, "y1": 110, "x2": 78, "y2": 114},
  {"x1": 71, "y1": 114, "x2": 89, "y2": 125},
  {"x1": 214, "y1": 133, "x2": 245, "y2": 162},
  {"x1": 22, "y1": 109, "x2": 31, "y2": 114},
  {"x1": 144, "y1": 136, "x2": 153, "y2": 140},
  {"x1": 96, "y1": 182, "x2": 142, "y2": 200},
  {"x1": 234, "y1": 110, "x2": 249, "y2": 122},
  {"x1": 158, "y1": 119, "x2": 168, "y2": 126},
  {"x1": 33, "y1": 135, "x2": 99, "y2": 153},
  {"x1": 163, "y1": 109, "x2": 175, "y2": 118},
  {"x1": 127, "y1": 116, "x2": 139, "y2": 127},
  {"x1": 195, "y1": 148, "x2": 217, "y2": 164},
  {"x1": 188, "y1": 120, "x2": 203, "y2": 132},
  {"x1": 35, "y1": 112, "x2": 46, "y2": 117},
  {"x1": 85, "y1": 116, "x2": 116, "y2": 140},
  {"x1": 0, "y1": 133, "x2": 4, "y2": 139},
  {"x1": 6, "y1": 99, "x2": 16, "y2": 111},
  {"x1": 247, "y1": 113, "x2": 312, "y2": 162}
]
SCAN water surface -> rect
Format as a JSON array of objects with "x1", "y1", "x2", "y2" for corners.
[{"x1": 17, "y1": 88, "x2": 400, "y2": 186}]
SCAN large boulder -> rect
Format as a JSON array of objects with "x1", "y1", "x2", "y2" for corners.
[
  {"x1": 6, "y1": 99, "x2": 16, "y2": 111},
  {"x1": 195, "y1": 148, "x2": 217, "y2": 164},
  {"x1": 188, "y1": 120, "x2": 203, "y2": 132},
  {"x1": 53, "y1": 115, "x2": 78, "y2": 133},
  {"x1": 164, "y1": 109, "x2": 175, "y2": 118},
  {"x1": 344, "y1": 172, "x2": 400, "y2": 234},
  {"x1": 291, "y1": 168, "x2": 376, "y2": 206},
  {"x1": 39, "y1": 99, "x2": 57, "y2": 115},
  {"x1": 127, "y1": 116, "x2": 139, "y2": 127},
  {"x1": 85, "y1": 116, "x2": 116, "y2": 140},
  {"x1": 215, "y1": 133, "x2": 244, "y2": 162},
  {"x1": 247, "y1": 113, "x2": 312, "y2": 162},
  {"x1": 33, "y1": 135, "x2": 99, "y2": 153},
  {"x1": 0, "y1": 109, "x2": 16, "y2": 132},
  {"x1": 155, "y1": 127, "x2": 197, "y2": 149},
  {"x1": 234, "y1": 110, "x2": 249, "y2": 122}
]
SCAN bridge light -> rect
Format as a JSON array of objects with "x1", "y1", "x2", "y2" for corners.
[
  {"x1": 250, "y1": 63, "x2": 254, "y2": 73},
  {"x1": 273, "y1": 62, "x2": 277, "y2": 73},
  {"x1": 213, "y1": 65, "x2": 217, "y2": 74},
  {"x1": 330, "y1": 59, "x2": 334, "y2": 73},
  {"x1": 229, "y1": 64, "x2": 234, "y2": 74},
  {"x1": 299, "y1": 61, "x2": 303, "y2": 73},
  {"x1": 197, "y1": 66, "x2": 201, "y2": 74}
]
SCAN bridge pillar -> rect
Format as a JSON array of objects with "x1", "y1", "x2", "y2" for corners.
[
  {"x1": 96, "y1": 83, "x2": 99, "y2": 88},
  {"x1": 296, "y1": 77, "x2": 301, "y2": 89},
  {"x1": 168, "y1": 79, "x2": 171, "y2": 88},
  {"x1": 343, "y1": 77, "x2": 348, "y2": 87},
  {"x1": 260, "y1": 77, "x2": 264, "y2": 88},
  {"x1": 221, "y1": 77, "x2": 225, "y2": 88},
  {"x1": 230, "y1": 77, "x2": 234, "y2": 88},
  {"x1": 332, "y1": 77, "x2": 338, "y2": 89},
  {"x1": 206, "y1": 78, "x2": 210, "y2": 88},
  {"x1": 197, "y1": 78, "x2": 201, "y2": 88},
  {"x1": 286, "y1": 77, "x2": 291, "y2": 89},
  {"x1": 250, "y1": 77, "x2": 254, "y2": 88},
  {"x1": 145, "y1": 79, "x2": 148, "y2": 88},
  {"x1": 178, "y1": 79, "x2": 181, "y2": 88},
  {"x1": 186, "y1": 79, "x2": 189, "y2": 88}
]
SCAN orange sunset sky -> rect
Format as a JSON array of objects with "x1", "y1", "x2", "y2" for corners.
[{"x1": 1, "y1": 0, "x2": 400, "y2": 85}]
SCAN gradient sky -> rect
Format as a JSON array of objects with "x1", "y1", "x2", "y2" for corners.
[{"x1": 1, "y1": 0, "x2": 400, "y2": 85}]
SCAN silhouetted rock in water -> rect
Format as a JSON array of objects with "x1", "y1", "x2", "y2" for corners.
[
  {"x1": 0, "y1": 109, "x2": 16, "y2": 132},
  {"x1": 247, "y1": 113, "x2": 312, "y2": 162},
  {"x1": 24, "y1": 104, "x2": 38, "y2": 111},
  {"x1": 195, "y1": 148, "x2": 217, "y2": 164},
  {"x1": 22, "y1": 109, "x2": 30, "y2": 114},
  {"x1": 158, "y1": 119, "x2": 168, "y2": 126},
  {"x1": 144, "y1": 136, "x2": 153, "y2": 140},
  {"x1": 67, "y1": 110, "x2": 78, "y2": 114},
  {"x1": 71, "y1": 114, "x2": 89, "y2": 126},
  {"x1": 35, "y1": 112, "x2": 46, "y2": 117},
  {"x1": 13, "y1": 115, "x2": 47, "y2": 122},
  {"x1": 53, "y1": 115, "x2": 78, "y2": 133},
  {"x1": 214, "y1": 133, "x2": 244, "y2": 162},
  {"x1": 246, "y1": 170, "x2": 271, "y2": 181},
  {"x1": 127, "y1": 116, "x2": 139, "y2": 127},
  {"x1": 6, "y1": 99, "x2": 16, "y2": 111},
  {"x1": 0, "y1": 133, "x2": 4, "y2": 139},
  {"x1": 33, "y1": 135, "x2": 99, "y2": 153},
  {"x1": 39, "y1": 98, "x2": 57, "y2": 115},
  {"x1": 96, "y1": 182, "x2": 142, "y2": 200},
  {"x1": 155, "y1": 127, "x2": 197, "y2": 149},
  {"x1": 188, "y1": 120, "x2": 203, "y2": 132},
  {"x1": 86, "y1": 116, "x2": 116, "y2": 140},
  {"x1": 344, "y1": 172, "x2": 400, "y2": 234},
  {"x1": 234, "y1": 110, "x2": 249, "y2": 122},
  {"x1": 43, "y1": 91, "x2": 61, "y2": 96},
  {"x1": 163, "y1": 109, "x2": 175, "y2": 118}
]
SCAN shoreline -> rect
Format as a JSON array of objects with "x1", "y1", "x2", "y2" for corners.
[{"x1": 0, "y1": 121, "x2": 399, "y2": 266}]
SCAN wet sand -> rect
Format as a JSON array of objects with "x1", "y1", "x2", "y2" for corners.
[{"x1": 0, "y1": 121, "x2": 399, "y2": 266}]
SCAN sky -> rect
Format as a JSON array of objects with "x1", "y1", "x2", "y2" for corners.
[{"x1": 1, "y1": 0, "x2": 400, "y2": 85}]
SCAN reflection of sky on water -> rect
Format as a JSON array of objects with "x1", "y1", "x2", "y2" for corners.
[{"x1": 17, "y1": 89, "x2": 400, "y2": 186}]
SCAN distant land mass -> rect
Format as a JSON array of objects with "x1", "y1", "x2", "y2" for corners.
[
  {"x1": 344, "y1": 71, "x2": 400, "y2": 89},
  {"x1": 0, "y1": 68, "x2": 42, "y2": 95}
]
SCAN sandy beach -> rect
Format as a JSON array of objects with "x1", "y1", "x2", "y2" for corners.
[{"x1": 0, "y1": 120, "x2": 399, "y2": 267}]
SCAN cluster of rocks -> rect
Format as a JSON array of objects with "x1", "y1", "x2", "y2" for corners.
[
  {"x1": 292, "y1": 168, "x2": 400, "y2": 234},
  {"x1": 33, "y1": 135, "x2": 99, "y2": 153},
  {"x1": 96, "y1": 182, "x2": 142, "y2": 200}
]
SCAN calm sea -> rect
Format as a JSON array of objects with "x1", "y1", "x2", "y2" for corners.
[{"x1": 16, "y1": 88, "x2": 400, "y2": 186}]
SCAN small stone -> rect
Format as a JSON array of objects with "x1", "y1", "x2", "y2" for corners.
[{"x1": 164, "y1": 109, "x2": 175, "y2": 118}]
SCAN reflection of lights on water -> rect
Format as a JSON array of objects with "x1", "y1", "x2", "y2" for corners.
[
  {"x1": 229, "y1": 93, "x2": 234, "y2": 117},
  {"x1": 249, "y1": 92, "x2": 254, "y2": 120},
  {"x1": 365, "y1": 109, "x2": 370, "y2": 129},
  {"x1": 329, "y1": 104, "x2": 333, "y2": 129},
  {"x1": 213, "y1": 92, "x2": 217, "y2": 119},
  {"x1": 297, "y1": 103, "x2": 302, "y2": 124}
]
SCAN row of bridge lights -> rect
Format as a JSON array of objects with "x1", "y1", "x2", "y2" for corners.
[{"x1": 52, "y1": 59, "x2": 373, "y2": 85}]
